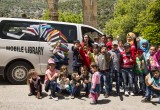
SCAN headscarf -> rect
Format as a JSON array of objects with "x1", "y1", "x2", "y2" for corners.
[
  {"x1": 140, "y1": 39, "x2": 149, "y2": 53},
  {"x1": 126, "y1": 32, "x2": 135, "y2": 45}
]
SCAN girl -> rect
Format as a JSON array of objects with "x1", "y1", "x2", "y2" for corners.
[
  {"x1": 80, "y1": 65, "x2": 92, "y2": 96},
  {"x1": 27, "y1": 69, "x2": 42, "y2": 99},
  {"x1": 89, "y1": 62, "x2": 101, "y2": 104},
  {"x1": 60, "y1": 65, "x2": 69, "y2": 78},
  {"x1": 81, "y1": 34, "x2": 92, "y2": 51},
  {"x1": 70, "y1": 72, "x2": 81, "y2": 99},
  {"x1": 44, "y1": 58, "x2": 59, "y2": 101},
  {"x1": 57, "y1": 72, "x2": 71, "y2": 94},
  {"x1": 118, "y1": 40, "x2": 124, "y2": 52},
  {"x1": 52, "y1": 41, "x2": 65, "y2": 70}
]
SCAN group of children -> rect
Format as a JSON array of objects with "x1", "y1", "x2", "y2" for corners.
[{"x1": 27, "y1": 32, "x2": 160, "y2": 104}]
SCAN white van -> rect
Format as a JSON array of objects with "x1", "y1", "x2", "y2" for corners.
[{"x1": 0, "y1": 17, "x2": 103, "y2": 84}]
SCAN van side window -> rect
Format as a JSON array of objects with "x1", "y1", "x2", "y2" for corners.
[
  {"x1": 1, "y1": 21, "x2": 39, "y2": 41},
  {"x1": 81, "y1": 26, "x2": 101, "y2": 39},
  {"x1": 40, "y1": 24, "x2": 77, "y2": 43}
]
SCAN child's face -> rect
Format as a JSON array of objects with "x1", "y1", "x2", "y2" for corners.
[
  {"x1": 112, "y1": 45, "x2": 118, "y2": 50},
  {"x1": 49, "y1": 63, "x2": 55, "y2": 70},
  {"x1": 93, "y1": 48, "x2": 98, "y2": 54},
  {"x1": 32, "y1": 72, "x2": 38, "y2": 78},
  {"x1": 124, "y1": 46, "x2": 130, "y2": 52},
  {"x1": 150, "y1": 46, "x2": 156, "y2": 55},
  {"x1": 142, "y1": 43, "x2": 147, "y2": 48},
  {"x1": 91, "y1": 67, "x2": 97, "y2": 73},
  {"x1": 81, "y1": 67, "x2": 87, "y2": 75},
  {"x1": 118, "y1": 41, "x2": 123, "y2": 47},
  {"x1": 75, "y1": 74, "x2": 80, "y2": 80},
  {"x1": 136, "y1": 53, "x2": 142, "y2": 58},
  {"x1": 56, "y1": 43, "x2": 61, "y2": 49},
  {"x1": 153, "y1": 71, "x2": 160, "y2": 79},
  {"x1": 83, "y1": 46, "x2": 88, "y2": 52},
  {"x1": 74, "y1": 43, "x2": 80, "y2": 49},
  {"x1": 101, "y1": 47, "x2": 106, "y2": 53}
]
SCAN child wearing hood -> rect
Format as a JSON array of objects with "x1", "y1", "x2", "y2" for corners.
[{"x1": 139, "y1": 39, "x2": 150, "y2": 75}]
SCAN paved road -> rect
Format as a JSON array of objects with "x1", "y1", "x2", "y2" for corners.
[{"x1": 0, "y1": 77, "x2": 159, "y2": 110}]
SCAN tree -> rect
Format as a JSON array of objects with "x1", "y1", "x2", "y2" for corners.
[{"x1": 104, "y1": 0, "x2": 151, "y2": 39}]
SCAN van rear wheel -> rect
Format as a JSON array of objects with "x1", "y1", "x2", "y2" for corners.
[{"x1": 7, "y1": 61, "x2": 32, "y2": 84}]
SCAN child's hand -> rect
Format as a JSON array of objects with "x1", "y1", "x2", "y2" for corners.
[
  {"x1": 110, "y1": 54, "x2": 114, "y2": 59},
  {"x1": 84, "y1": 80, "x2": 88, "y2": 83},
  {"x1": 145, "y1": 74, "x2": 150, "y2": 81},
  {"x1": 76, "y1": 83, "x2": 80, "y2": 86},
  {"x1": 130, "y1": 58, "x2": 133, "y2": 62}
]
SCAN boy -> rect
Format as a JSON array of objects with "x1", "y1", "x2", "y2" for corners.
[
  {"x1": 72, "y1": 40, "x2": 82, "y2": 75},
  {"x1": 98, "y1": 46, "x2": 111, "y2": 98},
  {"x1": 141, "y1": 69, "x2": 160, "y2": 103},
  {"x1": 121, "y1": 43, "x2": 134, "y2": 96},
  {"x1": 109, "y1": 42, "x2": 121, "y2": 95}
]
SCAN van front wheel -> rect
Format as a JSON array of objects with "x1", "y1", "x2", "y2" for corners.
[{"x1": 7, "y1": 61, "x2": 32, "y2": 84}]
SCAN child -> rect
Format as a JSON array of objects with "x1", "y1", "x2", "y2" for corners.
[
  {"x1": 134, "y1": 50, "x2": 145, "y2": 95},
  {"x1": 141, "y1": 69, "x2": 160, "y2": 103},
  {"x1": 44, "y1": 58, "x2": 59, "y2": 101},
  {"x1": 70, "y1": 72, "x2": 81, "y2": 99},
  {"x1": 121, "y1": 43, "x2": 134, "y2": 96},
  {"x1": 72, "y1": 40, "x2": 82, "y2": 75},
  {"x1": 89, "y1": 62, "x2": 101, "y2": 104},
  {"x1": 80, "y1": 65, "x2": 92, "y2": 96},
  {"x1": 27, "y1": 69, "x2": 42, "y2": 99},
  {"x1": 109, "y1": 42, "x2": 121, "y2": 95},
  {"x1": 52, "y1": 41, "x2": 65, "y2": 70},
  {"x1": 60, "y1": 65, "x2": 69, "y2": 78},
  {"x1": 98, "y1": 45, "x2": 111, "y2": 98},
  {"x1": 139, "y1": 39, "x2": 150, "y2": 75},
  {"x1": 57, "y1": 72, "x2": 71, "y2": 94},
  {"x1": 118, "y1": 40, "x2": 124, "y2": 52},
  {"x1": 148, "y1": 45, "x2": 160, "y2": 71},
  {"x1": 80, "y1": 45, "x2": 91, "y2": 70},
  {"x1": 90, "y1": 44, "x2": 99, "y2": 64}
]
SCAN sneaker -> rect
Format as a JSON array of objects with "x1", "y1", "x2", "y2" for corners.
[
  {"x1": 53, "y1": 97, "x2": 58, "y2": 101},
  {"x1": 141, "y1": 98, "x2": 150, "y2": 103},
  {"x1": 28, "y1": 93, "x2": 33, "y2": 96},
  {"x1": 124, "y1": 91, "x2": 129, "y2": 96},
  {"x1": 130, "y1": 92, "x2": 134, "y2": 96},
  {"x1": 90, "y1": 100, "x2": 96, "y2": 105},
  {"x1": 71, "y1": 95, "x2": 75, "y2": 99},
  {"x1": 104, "y1": 93, "x2": 109, "y2": 98}
]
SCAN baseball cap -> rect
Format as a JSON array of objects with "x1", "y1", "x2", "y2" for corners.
[
  {"x1": 48, "y1": 58, "x2": 55, "y2": 64},
  {"x1": 112, "y1": 41, "x2": 118, "y2": 46},
  {"x1": 124, "y1": 43, "x2": 131, "y2": 47}
]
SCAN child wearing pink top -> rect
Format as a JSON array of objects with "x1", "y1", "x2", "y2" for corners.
[
  {"x1": 149, "y1": 46, "x2": 160, "y2": 71},
  {"x1": 89, "y1": 62, "x2": 101, "y2": 105}
]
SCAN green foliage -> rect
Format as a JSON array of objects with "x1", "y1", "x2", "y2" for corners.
[
  {"x1": 41, "y1": 10, "x2": 82, "y2": 23},
  {"x1": 104, "y1": 0, "x2": 150, "y2": 38}
]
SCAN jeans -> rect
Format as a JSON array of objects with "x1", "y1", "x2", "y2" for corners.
[
  {"x1": 82, "y1": 82, "x2": 91, "y2": 94},
  {"x1": 134, "y1": 74, "x2": 145, "y2": 93},
  {"x1": 121, "y1": 68, "x2": 134, "y2": 92},
  {"x1": 100, "y1": 71, "x2": 111, "y2": 94},
  {"x1": 145, "y1": 86, "x2": 160, "y2": 102},
  {"x1": 71, "y1": 86, "x2": 81, "y2": 96},
  {"x1": 49, "y1": 81, "x2": 58, "y2": 97},
  {"x1": 110, "y1": 69, "x2": 120, "y2": 94}
]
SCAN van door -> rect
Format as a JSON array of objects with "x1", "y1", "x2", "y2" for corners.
[{"x1": 39, "y1": 23, "x2": 78, "y2": 74}]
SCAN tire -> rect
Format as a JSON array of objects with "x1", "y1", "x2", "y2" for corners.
[{"x1": 7, "y1": 61, "x2": 32, "y2": 84}]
